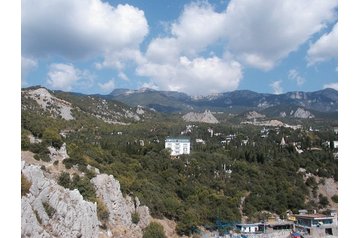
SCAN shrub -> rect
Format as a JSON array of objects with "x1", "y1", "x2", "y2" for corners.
[
  {"x1": 143, "y1": 222, "x2": 166, "y2": 238},
  {"x1": 331, "y1": 194, "x2": 338, "y2": 203},
  {"x1": 34, "y1": 152, "x2": 51, "y2": 162},
  {"x1": 319, "y1": 194, "x2": 329, "y2": 208},
  {"x1": 131, "y1": 211, "x2": 140, "y2": 224},
  {"x1": 21, "y1": 174, "x2": 32, "y2": 197},
  {"x1": 73, "y1": 176, "x2": 97, "y2": 202},
  {"x1": 58, "y1": 172, "x2": 71, "y2": 188},
  {"x1": 43, "y1": 201, "x2": 55, "y2": 218},
  {"x1": 96, "y1": 197, "x2": 109, "y2": 222}
]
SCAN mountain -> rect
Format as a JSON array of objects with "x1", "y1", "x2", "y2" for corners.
[
  {"x1": 22, "y1": 86, "x2": 154, "y2": 125},
  {"x1": 108, "y1": 88, "x2": 338, "y2": 117},
  {"x1": 110, "y1": 88, "x2": 193, "y2": 113}
]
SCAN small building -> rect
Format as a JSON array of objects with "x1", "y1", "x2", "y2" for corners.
[
  {"x1": 235, "y1": 223, "x2": 260, "y2": 233},
  {"x1": 165, "y1": 137, "x2": 190, "y2": 156},
  {"x1": 333, "y1": 140, "x2": 338, "y2": 149},
  {"x1": 294, "y1": 214, "x2": 337, "y2": 236}
]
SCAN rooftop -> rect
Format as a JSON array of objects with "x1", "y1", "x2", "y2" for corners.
[{"x1": 295, "y1": 214, "x2": 333, "y2": 220}]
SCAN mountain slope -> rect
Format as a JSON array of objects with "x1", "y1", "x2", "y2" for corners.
[
  {"x1": 108, "y1": 88, "x2": 338, "y2": 115},
  {"x1": 22, "y1": 87, "x2": 153, "y2": 125}
]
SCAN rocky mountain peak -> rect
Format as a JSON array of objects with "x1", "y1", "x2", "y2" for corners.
[
  {"x1": 183, "y1": 110, "x2": 219, "y2": 124},
  {"x1": 23, "y1": 87, "x2": 74, "y2": 120}
]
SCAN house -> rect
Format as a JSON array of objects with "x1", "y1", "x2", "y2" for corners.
[
  {"x1": 165, "y1": 137, "x2": 190, "y2": 156},
  {"x1": 235, "y1": 223, "x2": 260, "y2": 233},
  {"x1": 333, "y1": 140, "x2": 338, "y2": 149},
  {"x1": 294, "y1": 214, "x2": 337, "y2": 236}
]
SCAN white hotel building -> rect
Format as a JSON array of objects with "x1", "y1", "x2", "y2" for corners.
[{"x1": 165, "y1": 137, "x2": 190, "y2": 156}]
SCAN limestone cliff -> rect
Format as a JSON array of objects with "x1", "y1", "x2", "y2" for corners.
[
  {"x1": 21, "y1": 160, "x2": 152, "y2": 238},
  {"x1": 182, "y1": 110, "x2": 219, "y2": 124},
  {"x1": 21, "y1": 161, "x2": 99, "y2": 238}
]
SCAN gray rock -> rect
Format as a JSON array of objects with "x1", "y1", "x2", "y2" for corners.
[
  {"x1": 183, "y1": 110, "x2": 219, "y2": 124},
  {"x1": 21, "y1": 163, "x2": 99, "y2": 238},
  {"x1": 293, "y1": 107, "x2": 315, "y2": 119},
  {"x1": 91, "y1": 174, "x2": 135, "y2": 227}
]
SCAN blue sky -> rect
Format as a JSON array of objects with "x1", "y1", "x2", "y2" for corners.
[{"x1": 21, "y1": 0, "x2": 338, "y2": 96}]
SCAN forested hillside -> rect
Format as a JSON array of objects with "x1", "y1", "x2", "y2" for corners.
[{"x1": 21, "y1": 87, "x2": 338, "y2": 236}]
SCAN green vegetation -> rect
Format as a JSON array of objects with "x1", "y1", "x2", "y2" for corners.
[
  {"x1": 96, "y1": 197, "x2": 109, "y2": 222},
  {"x1": 143, "y1": 222, "x2": 166, "y2": 238},
  {"x1": 331, "y1": 194, "x2": 338, "y2": 203},
  {"x1": 21, "y1": 89, "x2": 338, "y2": 235},
  {"x1": 131, "y1": 211, "x2": 140, "y2": 224},
  {"x1": 21, "y1": 174, "x2": 32, "y2": 197},
  {"x1": 43, "y1": 201, "x2": 56, "y2": 218},
  {"x1": 57, "y1": 172, "x2": 97, "y2": 202}
]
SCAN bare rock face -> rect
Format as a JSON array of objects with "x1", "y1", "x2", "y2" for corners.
[
  {"x1": 48, "y1": 143, "x2": 69, "y2": 161},
  {"x1": 91, "y1": 174, "x2": 152, "y2": 237},
  {"x1": 91, "y1": 174, "x2": 134, "y2": 227},
  {"x1": 245, "y1": 111, "x2": 265, "y2": 119},
  {"x1": 292, "y1": 107, "x2": 315, "y2": 119},
  {"x1": 21, "y1": 162, "x2": 99, "y2": 238},
  {"x1": 24, "y1": 88, "x2": 74, "y2": 120},
  {"x1": 183, "y1": 110, "x2": 219, "y2": 124}
]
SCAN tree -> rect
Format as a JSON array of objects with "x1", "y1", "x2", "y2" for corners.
[
  {"x1": 58, "y1": 172, "x2": 71, "y2": 188},
  {"x1": 43, "y1": 127, "x2": 63, "y2": 149},
  {"x1": 319, "y1": 194, "x2": 329, "y2": 208},
  {"x1": 143, "y1": 222, "x2": 166, "y2": 238}
]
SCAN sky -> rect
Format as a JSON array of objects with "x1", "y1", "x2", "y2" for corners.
[{"x1": 21, "y1": 0, "x2": 338, "y2": 96}]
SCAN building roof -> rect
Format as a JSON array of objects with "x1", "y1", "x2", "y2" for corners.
[
  {"x1": 165, "y1": 136, "x2": 190, "y2": 142},
  {"x1": 295, "y1": 214, "x2": 333, "y2": 220}
]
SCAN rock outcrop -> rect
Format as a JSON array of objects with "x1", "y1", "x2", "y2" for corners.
[
  {"x1": 183, "y1": 110, "x2": 219, "y2": 124},
  {"x1": 24, "y1": 88, "x2": 74, "y2": 120},
  {"x1": 48, "y1": 143, "x2": 69, "y2": 161},
  {"x1": 21, "y1": 161, "x2": 99, "y2": 238},
  {"x1": 291, "y1": 107, "x2": 315, "y2": 119},
  {"x1": 245, "y1": 111, "x2": 265, "y2": 119},
  {"x1": 91, "y1": 174, "x2": 152, "y2": 237},
  {"x1": 22, "y1": 161, "x2": 152, "y2": 238}
]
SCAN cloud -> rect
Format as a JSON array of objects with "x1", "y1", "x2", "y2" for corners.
[
  {"x1": 323, "y1": 82, "x2": 338, "y2": 90},
  {"x1": 21, "y1": 56, "x2": 38, "y2": 84},
  {"x1": 137, "y1": 56, "x2": 242, "y2": 96},
  {"x1": 171, "y1": 2, "x2": 225, "y2": 56},
  {"x1": 22, "y1": 0, "x2": 148, "y2": 59},
  {"x1": 224, "y1": 0, "x2": 337, "y2": 70},
  {"x1": 98, "y1": 79, "x2": 116, "y2": 92},
  {"x1": 145, "y1": 2, "x2": 225, "y2": 63},
  {"x1": 270, "y1": 81, "x2": 283, "y2": 94},
  {"x1": 137, "y1": 0, "x2": 337, "y2": 96},
  {"x1": 307, "y1": 23, "x2": 338, "y2": 66},
  {"x1": 47, "y1": 63, "x2": 92, "y2": 91},
  {"x1": 288, "y1": 69, "x2": 305, "y2": 86}
]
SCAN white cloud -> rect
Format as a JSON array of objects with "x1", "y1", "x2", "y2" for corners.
[
  {"x1": 288, "y1": 69, "x2": 305, "y2": 86},
  {"x1": 21, "y1": 56, "x2": 38, "y2": 84},
  {"x1": 323, "y1": 82, "x2": 338, "y2": 90},
  {"x1": 22, "y1": 0, "x2": 148, "y2": 59},
  {"x1": 270, "y1": 81, "x2": 283, "y2": 94},
  {"x1": 98, "y1": 79, "x2": 116, "y2": 92},
  {"x1": 47, "y1": 63, "x2": 86, "y2": 91},
  {"x1": 307, "y1": 23, "x2": 338, "y2": 66},
  {"x1": 224, "y1": 0, "x2": 337, "y2": 70},
  {"x1": 137, "y1": 0, "x2": 337, "y2": 96},
  {"x1": 171, "y1": 2, "x2": 225, "y2": 56},
  {"x1": 137, "y1": 56, "x2": 242, "y2": 96},
  {"x1": 145, "y1": 2, "x2": 225, "y2": 64}
]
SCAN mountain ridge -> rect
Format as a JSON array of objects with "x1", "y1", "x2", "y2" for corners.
[{"x1": 108, "y1": 88, "x2": 338, "y2": 114}]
